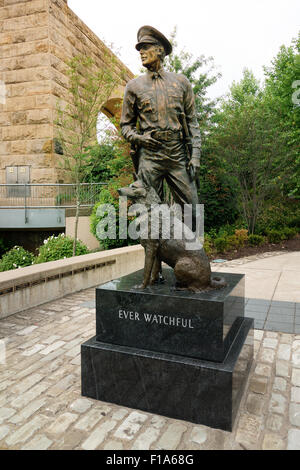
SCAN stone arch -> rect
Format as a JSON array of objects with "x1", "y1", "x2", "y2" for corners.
[
  {"x1": 97, "y1": 86, "x2": 124, "y2": 142},
  {"x1": 101, "y1": 85, "x2": 125, "y2": 124}
]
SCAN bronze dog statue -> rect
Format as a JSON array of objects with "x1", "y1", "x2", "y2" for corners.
[{"x1": 118, "y1": 180, "x2": 226, "y2": 292}]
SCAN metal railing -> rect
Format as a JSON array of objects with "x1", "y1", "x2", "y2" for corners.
[{"x1": 0, "y1": 183, "x2": 107, "y2": 209}]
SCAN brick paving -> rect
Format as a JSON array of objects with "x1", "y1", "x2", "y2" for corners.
[{"x1": 0, "y1": 287, "x2": 299, "y2": 450}]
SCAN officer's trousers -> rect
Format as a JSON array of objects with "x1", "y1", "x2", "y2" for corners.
[{"x1": 137, "y1": 142, "x2": 199, "y2": 232}]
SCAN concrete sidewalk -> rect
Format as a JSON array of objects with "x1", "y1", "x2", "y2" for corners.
[
  {"x1": 212, "y1": 251, "x2": 300, "y2": 302},
  {"x1": 212, "y1": 252, "x2": 300, "y2": 334},
  {"x1": 0, "y1": 251, "x2": 299, "y2": 450}
]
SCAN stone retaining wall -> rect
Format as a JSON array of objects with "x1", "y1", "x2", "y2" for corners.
[{"x1": 0, "y1": 244, "x2": 144, "y2": 318}]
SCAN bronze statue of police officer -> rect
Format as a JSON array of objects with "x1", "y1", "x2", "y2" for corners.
[{"x1": 120, "y1": 26, "x2": 201, "y2": 231}]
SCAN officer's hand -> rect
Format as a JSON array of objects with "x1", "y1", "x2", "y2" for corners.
[
  {"x1": 136, "y1": 132, "x2": 160, "y2": 151},
  {"x1": 190, "y1": 158, "x2": 200, "y2": 180}
]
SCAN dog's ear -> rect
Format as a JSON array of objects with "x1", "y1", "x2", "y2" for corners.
[{"x1": 139, "y1": 176, "x2": 150, "y2": 191}]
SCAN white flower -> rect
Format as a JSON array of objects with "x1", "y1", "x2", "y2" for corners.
[
  {"x1": 13, "y1": 263, "x2": 17, "y2": 267},
  {"x1": 23, "y1": 256, "x2": 26, "y2": 260},
  {"x1": 44, "y1": 240, "x2": 48, "y2": 244}
]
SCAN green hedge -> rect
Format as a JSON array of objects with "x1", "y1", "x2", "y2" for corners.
[
  {"x1": 198, "y1": 166, "x2": 239, "y2": 231},
  {"x1": 205, "y1": 224, "x2": 298, "y2": 255},
  {"x1": 255, "y1": 201, "x2": 300, "y2": 234},
  {"x1": 0, "y1": 246, "x2": 35, "y2": 272},
  {"x1": 0, "y1": 235, "x2": 90, "y2": 272},
  {"x1": 90, "y1": 183, "x2": 138, "y2": 251},
  {"x1": 35, "y1": 234, "x2": 88, "y2": 263},
  {"x1": 248, "y1": 234, "x2": 265, "y2": 246}
]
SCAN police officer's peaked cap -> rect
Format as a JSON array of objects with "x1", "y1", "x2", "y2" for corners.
[{"x1": 135, "y1": 25, "x2": 172, "y2": 56}]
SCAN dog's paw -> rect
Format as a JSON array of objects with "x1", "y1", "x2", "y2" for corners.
[
  {"x1": 186, "y1": 286, "x2": 203, "y2": 293},
  {"x1": 132, "y1": 284, "x2": 148, "y2": 290},
  {"x1": 150, "y1": 276, "x2": 165, "y2": 285},
  {"x1": 211, "y1": 276, "x2": 227, "y2": 289}
]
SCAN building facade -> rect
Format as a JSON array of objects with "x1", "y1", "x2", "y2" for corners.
[
  {"x1": 0, "y1": 0, "x2": 132, "y2": 185},
  {"x1": 0, "y1": 0, "x2": 133, "y2": 246}
]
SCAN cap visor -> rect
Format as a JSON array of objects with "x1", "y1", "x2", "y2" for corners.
[{"x1": 135, "y1": 40, "x2": 159, "y2": 51}]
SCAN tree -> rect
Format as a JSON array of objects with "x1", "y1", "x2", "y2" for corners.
[
  {"x1": 263, "y1": 33, "x2": 300, "y2": 198},
  {"x1": 197, "y1": 151, "x2": 239, "y2": 231},
  {"x1": 85, "y1": 142, "x2": 117, "y2": 183},
  {"x1": 229, "y1": 69, "x2": 261, "y2": 104},
  {"x1": 55, "y1": 53, "x2": 124, "y2": 255},
  {"x1": 210, "y1": 69, "x2": 290, "y2": 233},
  {"x1": 164, "y1": 27, "x2": 221, "y2": 135},
  {"x1": 163, "y1": 28, "x2": 241, "y2": 230}
]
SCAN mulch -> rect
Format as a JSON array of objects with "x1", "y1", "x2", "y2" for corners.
[{"x1": 208, "y1": 234, "x2": 300, "y2": 261}]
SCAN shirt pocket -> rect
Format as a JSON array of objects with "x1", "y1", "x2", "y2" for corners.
[
  {"x1": 137, "y1": 93, "x2": 155, "y2": 114},
  {"x1": 167, "y1": 87, "x2": 183, "y2": 112}
]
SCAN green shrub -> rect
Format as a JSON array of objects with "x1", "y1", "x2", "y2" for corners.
[
  {"x1": 256, "y1": 201, "x2": 300, "y2": 234},
  {"x1": 0, "y1": 246, "x2": 34, "y2": 272},
  {"x1": 207, "y1": 224, "x2": 233, "y2": 240},
  {"x1": 90, "y1": 180, "x2": 138, "y2": 251},
  {"x1": 207, "y1": 229, "x2": 216, "y2": 239},
  {"x1": 85, "y1": 143, "x2": 118, "y2": 183},
  {"x1": 234, "y1": 229, "x2": 248, "y2": 247},
  {"x1": 287, "y1": 216, "x2": 300, "y2": 229},
  {"x1": 203, "y1": 235, "x2": 215, "y2": 256},
  {"x1": 248, "y1": 234, "x2": 265, "y2": 246},
  {"x1": 226, "y1": 235, "x2": 239, "y2": 250},
  {"x1": 214, "y1": 237, "x2": 229, "y2": 253},
  {"x1": 266, "y1": 227, "x2": 298, "y2": 244},
  {"x1": 223, "y1": 230, "x2": 248, "y2": 250},
  {"x1": 267, "y1": 229, "x2": 285, "y2": 244},
  {"x1": 199, "y1": 162, "x2": 239, "y2": 231},
  {"x1": 217, "y1": 224, "x2": 235, "y2": 238},
  {"x1": 281, "y1": 227, "x2": 298, "y2": 240},
  {"x1": 35, "y1": 234, "x2": 88, "y2": 263}
]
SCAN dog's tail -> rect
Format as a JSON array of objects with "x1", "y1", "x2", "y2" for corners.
[{"x1": 210, "y1": 276, "x2": 227, "y2": 289}]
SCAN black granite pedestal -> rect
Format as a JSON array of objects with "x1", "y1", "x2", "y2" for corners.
[
  {"x1": 81, "y1": 268, "x2": 254, "y2": 431},
  {"x1": 95, "y1": 269, "x2": 245, "y2": 362}
]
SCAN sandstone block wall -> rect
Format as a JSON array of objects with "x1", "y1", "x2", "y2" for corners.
[{"x1": 0, "y1": 0, "x2": 133, "y2": 185}]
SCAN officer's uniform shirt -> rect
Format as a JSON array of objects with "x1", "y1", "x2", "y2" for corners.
[{"x1": 120, "y1": 68, "x2": 201, "y2": 160}]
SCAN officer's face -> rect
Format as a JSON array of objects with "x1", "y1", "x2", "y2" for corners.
[{"x1": 139, "y1": 44, "x2": 160, "y2": 68}]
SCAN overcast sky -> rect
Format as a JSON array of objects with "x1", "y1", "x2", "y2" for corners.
[{"x1": 68, "y1": 0, "x2": 299, "y2": 100}]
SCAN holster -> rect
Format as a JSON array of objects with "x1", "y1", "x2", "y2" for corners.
[
  {"x1": 186, "y1": 160, "x2": 196, "y2": 183},
  {"x1": 130, "y1": 144, "x2": 140, "y2": 176}
]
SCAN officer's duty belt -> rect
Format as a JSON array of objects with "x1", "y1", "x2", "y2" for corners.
[{"x1": 151, "y1": 130, "x2": 183, "y2": 142}]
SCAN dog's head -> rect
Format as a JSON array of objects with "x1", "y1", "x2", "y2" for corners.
[
  {"x1": 117, "y1": 180, "x2": 147, "y2": 201},
  {"x1": 118, "y1": 180, "x2": 161, "y2": 217}
]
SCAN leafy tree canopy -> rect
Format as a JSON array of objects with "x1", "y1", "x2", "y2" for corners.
[
  {"x1": 263, "y1": 33, "x2": 300, "y2": 197},
  {"x1": 210, "y1": 68, "x2": 292, "y2": 233},
  {"x1": 164, "y1": 27, "x2": 221, "y2": 134},
  {"x1": 227, "y1": 68, "x2": 261, "y2": 106}
]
